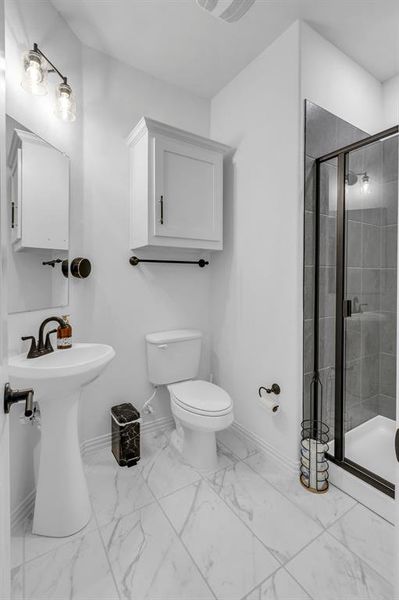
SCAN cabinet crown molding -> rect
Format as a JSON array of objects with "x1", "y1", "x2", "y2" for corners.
[{"x1": 126, "y1": 116, "x2": 232, "y2": 156}]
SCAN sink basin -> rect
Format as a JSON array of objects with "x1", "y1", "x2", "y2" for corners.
[
  {"x1": 9, "y1": 343, "x2": 115, "y2": 387},
  {"x1": 9, "y1": 343, "x2": 115, "y2": 537}
]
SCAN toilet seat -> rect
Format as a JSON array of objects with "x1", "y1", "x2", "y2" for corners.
[{"x1": 168, "y1": 380, "x2": 232, "y2": 417}]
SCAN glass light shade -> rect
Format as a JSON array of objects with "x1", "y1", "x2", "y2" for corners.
[
  {"x1": 21, "y1": 50, "x2": 48, "y2": 95},
  {"x1": 54, "y1": 82, "x2": 76, "y2": 122}
]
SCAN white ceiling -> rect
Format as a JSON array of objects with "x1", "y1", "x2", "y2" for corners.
[{"x1": 51, "y1": 0, "x2": 399, "y2": 98}]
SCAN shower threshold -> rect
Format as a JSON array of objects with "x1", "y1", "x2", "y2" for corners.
[{"x1": 328, "y1": 416, "x2": 396, "y2": 522}]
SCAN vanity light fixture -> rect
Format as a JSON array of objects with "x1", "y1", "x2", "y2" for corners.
[
  {"x1": 21, "y1": 47, "x2": 48, "y2": 95},
  {"x1": 21, "y1": 43, "x2": 76, "y2": 122},
  {"x1": 54, "y1": 82, "x2": 76, "y2": 122}
]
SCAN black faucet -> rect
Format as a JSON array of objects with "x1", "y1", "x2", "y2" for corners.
[{"x1": 22, "y1": 316, "x2": 67, "y2": 359}]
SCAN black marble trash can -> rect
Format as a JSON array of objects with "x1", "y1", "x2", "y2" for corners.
[{"x1": 111, "y1": 403, "x2": 141, "y2": 467}]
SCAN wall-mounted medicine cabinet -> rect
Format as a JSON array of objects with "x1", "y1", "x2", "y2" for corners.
[
  {"x1": 6, "y1": 116, "x2": 70, "y2": 314},
  {"x1": 8, "y1": 127, "x2": 69, "y2": 252},
  {"x1": 126, "y1": 117, "x2": 231, "y2": 251}
]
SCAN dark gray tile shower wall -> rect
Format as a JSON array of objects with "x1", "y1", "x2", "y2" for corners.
[{"x1": 303, "y1": 101, "x2": 397, "y2": 442}]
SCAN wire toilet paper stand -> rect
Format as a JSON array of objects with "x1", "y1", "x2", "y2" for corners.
[{"x1": 300, "y1": 375, "x2": 329, "y2": 493}]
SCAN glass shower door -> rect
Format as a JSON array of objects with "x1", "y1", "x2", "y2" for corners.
[{"x1": 343, "y1": 134, "x2": 398, "y2": 485}]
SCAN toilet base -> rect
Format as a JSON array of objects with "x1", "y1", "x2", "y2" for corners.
[{"x1": 172, "y1": 422, "x2": 218, "y2": 471}]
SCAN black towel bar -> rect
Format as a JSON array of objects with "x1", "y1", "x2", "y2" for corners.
[{"x1": 129, "y1": 257, "x2": 209, "y2": 268}]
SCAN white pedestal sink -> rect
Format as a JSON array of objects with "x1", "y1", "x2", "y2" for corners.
[{"x1": 9, "y1": 343, "x2": 115, "y2": 537}]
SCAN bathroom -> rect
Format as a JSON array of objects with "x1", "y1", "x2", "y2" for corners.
[{"x1": 0, "y1": 1, "x2": 398, "y2": 599}]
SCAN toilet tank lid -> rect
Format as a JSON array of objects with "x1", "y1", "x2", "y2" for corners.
[{"x1": 145, "y1": 329, "x2": 202, "y2": 344}]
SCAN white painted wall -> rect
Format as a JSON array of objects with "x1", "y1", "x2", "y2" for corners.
[
  {"x1": 209, "y1": 20, "x2": 389, "y2": 468},
  {"x1": 210, "y1": 22, "x2": 303, "y2": 467},
  {"x1": 382, "y1": 73, "x2": 399, "y2": 128},
  {"x1": 77, "y1": 46, "x2": 212, "y2": 443},
  {"x1": 300, "y1": 22, "x2": 384, "y2": 134},
  {"x1": 5, "y1": 0, "x2": 83, "y2": 513},
  {"x1": 7, "y1": 6, "x2": 396, "y2": 514}
]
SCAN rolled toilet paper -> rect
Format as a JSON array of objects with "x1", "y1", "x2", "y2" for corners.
[{"x1": 258, "y1": 395, "x2": 279, "y2": 413}]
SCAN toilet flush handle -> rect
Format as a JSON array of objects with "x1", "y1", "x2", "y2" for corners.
[{"x1": 157, "y1": 344, "x2": 168, "y2": 350}]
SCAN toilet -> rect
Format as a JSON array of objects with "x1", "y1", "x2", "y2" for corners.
[{"x1": 145, "y1": 329, "x2": 234, "y2": 471}]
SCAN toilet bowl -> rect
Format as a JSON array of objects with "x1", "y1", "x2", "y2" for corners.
[
  {"x1": 145, "y1": 329, "x2": 234, "y2": 471},
  {"x1": 168, "y1": 379, "x2": 234, "y2": 471}
]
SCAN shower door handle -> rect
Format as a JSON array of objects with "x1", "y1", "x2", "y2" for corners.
[
  {"x1": 395, "y1": 429, "x2": 399, "y2": 463},
  {"x1": 343, "y1": 299, "x2": 352, "y2": 318}
]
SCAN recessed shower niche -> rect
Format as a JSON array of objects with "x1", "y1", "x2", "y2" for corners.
[{"x1": 6, "y1": 115, "x2": 70, "y2": 313}]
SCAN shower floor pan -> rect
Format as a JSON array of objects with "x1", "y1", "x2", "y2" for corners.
[
  {"x1": 329, "y1": 415, "x2": 396, "y2": 483},
  {"x1": 328, "y1": 415, "x2": 396, "y2": 522}
]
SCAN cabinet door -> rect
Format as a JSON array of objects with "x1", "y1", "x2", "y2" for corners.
[
  {"x1": 154, "y1": 136, "x2": 222, "y2": 242},
  {"x1": 22, "y1": 138, "x2": 69, "y2": 250}
]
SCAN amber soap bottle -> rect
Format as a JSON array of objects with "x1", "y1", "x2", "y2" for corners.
[{"x1": 57, "y1": 315, "x2": 72, "y2": 349}]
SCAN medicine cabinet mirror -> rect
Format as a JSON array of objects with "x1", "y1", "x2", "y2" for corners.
[{"x1": 6, "y1": 115, "x2": 70, "y2": 314}]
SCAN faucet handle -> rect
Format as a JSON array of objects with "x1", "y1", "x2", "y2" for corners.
[
  {"x1": 44, "y1": 329, "x2": 57, "y2": 353},
  {"x1": 21, "y1": 336, "x2": 38, "y2": 359}
]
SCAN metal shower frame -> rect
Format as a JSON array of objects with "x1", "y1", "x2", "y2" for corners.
[{"x1": 313, "y1": 124, "x2": 399, "y2": 498}]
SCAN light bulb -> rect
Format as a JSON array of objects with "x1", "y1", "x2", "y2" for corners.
[
  {"x1": 361, "y1": 173, "x2": 370, "y2": 194},
  {"x1": 54, "y1": 82, "x2": 76, "y2": 122},
  {"x1": 21, "y1": 50, "x2": 48, "y2": 95}
]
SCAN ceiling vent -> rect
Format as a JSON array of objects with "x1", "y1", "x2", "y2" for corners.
[{"x1": 196, "y1": 0, "x2": 256, "y2": 23}]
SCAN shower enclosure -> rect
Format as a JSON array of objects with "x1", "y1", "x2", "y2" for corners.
[{"x1": 305, "y1": 102, "x2": 398, "y2": 498}]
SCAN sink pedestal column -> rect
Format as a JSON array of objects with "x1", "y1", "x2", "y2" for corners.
[{"x1": 33, "y1": 390, "x2": 91, "y2": 537}]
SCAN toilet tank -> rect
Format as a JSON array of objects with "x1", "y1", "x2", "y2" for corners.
[{"x1": 145, "y1": 329, "x2": 202, "y2": 385}]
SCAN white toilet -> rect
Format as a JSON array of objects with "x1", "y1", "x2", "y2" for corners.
[{"x1": 145, "y1": 329, "x2": 234, "y2": 471}]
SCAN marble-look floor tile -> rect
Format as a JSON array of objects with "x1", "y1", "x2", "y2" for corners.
[
  {"x1": 328, "y1": 503, "x2": 394, "y2": 583},
  {"x1": 160, "y1": 479, "x2": 279, "y2": 599},
  {"x1": 11, "y1": 564, "x2": 24, "y2": 600},
  {"x1": 245, "y1": 568, "x2": 311, "y2": 600},
  {"x1": 22, "y1": 528, "x2": 119, "y2": 600},
  {"x1": 138, "y1": 429, "x2": 173, "y2": 467},
  {"x1": 286, "y1": 532, "x2": 393, "y2": 600},
  {"x1": 21, "y1": 512, "x2": 98, "y2": 565},
  {"x1": 139, "y1": 431, "x2": 201, "y2": 498},
  {"x1": 217, "y1": 427, "x2": 258, "y2": 459},
  {"x1": 208, "y1": 462, "x2": 322, "y2": 563},
  {"x1": 101, "y1": 502, "x2": 213, "y2": 600},
  {"x1": 11, "y1": 518, "x2": 28, "y2": 568},
  {"x1": 245, "y1": 452, "x2": 357, "y2": 528},
  {"x1": 85, "y1": 447, "x2": 154, "y2": 526}
]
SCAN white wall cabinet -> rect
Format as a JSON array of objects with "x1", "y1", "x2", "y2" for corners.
[
  {"x1": 127, "y1": 117, "x2": 231, "y2": 250},
  {"x1": 8, "y1": 129, "x2": 69, "y2": 252}
]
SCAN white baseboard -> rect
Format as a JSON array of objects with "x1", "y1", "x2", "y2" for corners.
[
  {"x1": 142, "y1": 415, "x2": 174, "y2": 434},
  {"x1": 80, "y1": 415, "x2": 174, "y2": 457},
  {"x1": 11, "y1": 489, "x2": 35, "y2": 531},
  {"x1": 11, "y1": 416, "x2": 295, "y2": 530},
  {"x1": 232, "y1": 420, "x2": 299, "y2": 474}
]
